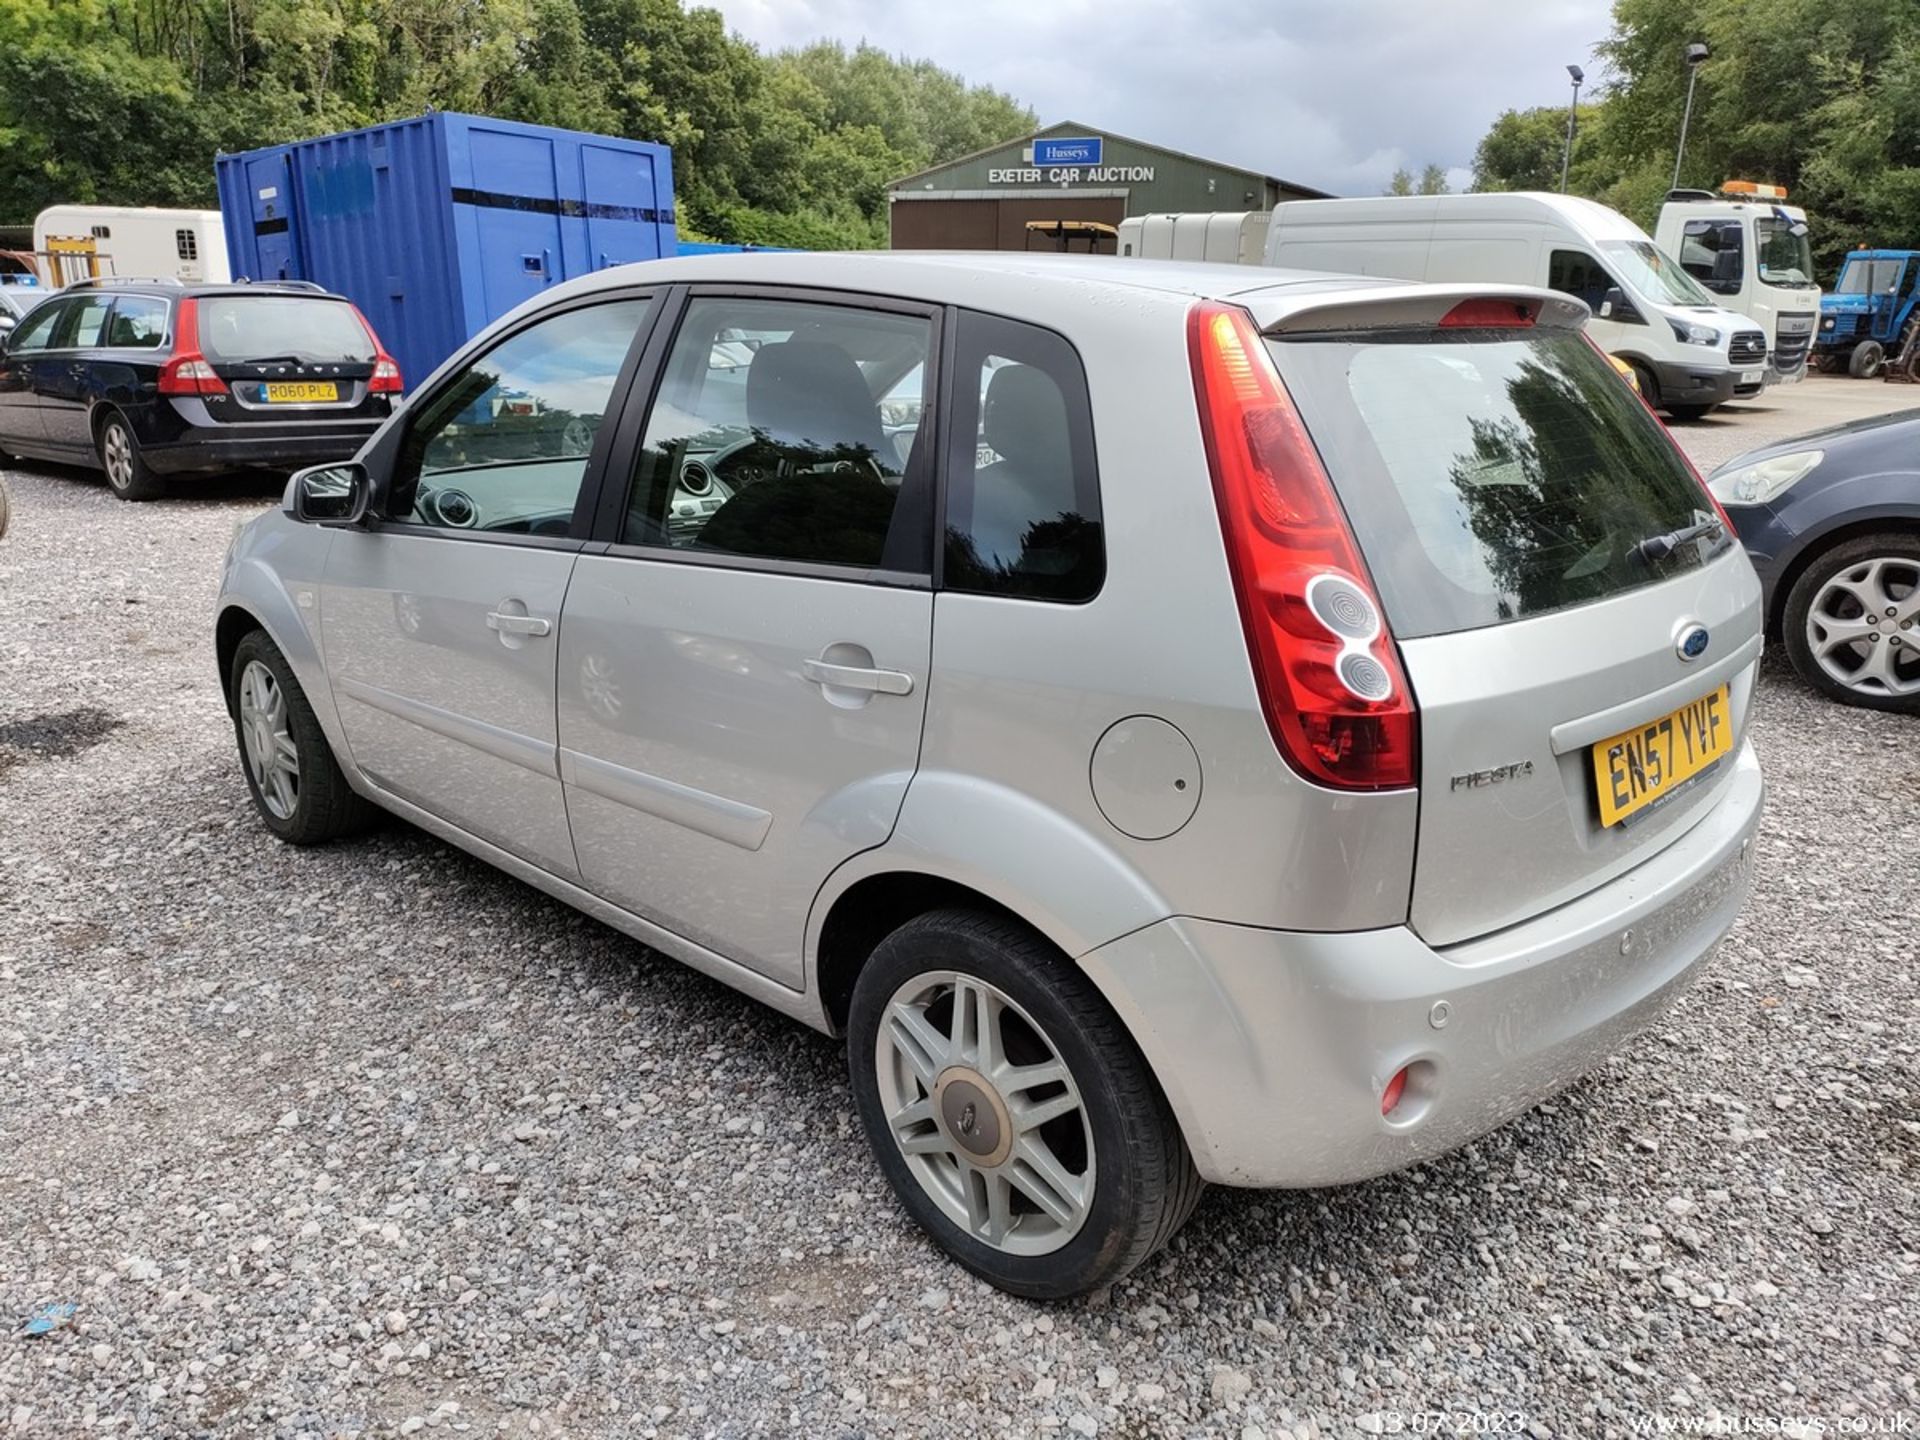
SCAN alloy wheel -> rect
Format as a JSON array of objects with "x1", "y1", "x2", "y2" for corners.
[
  {"x1": 874, "y1": 970, "x2": 1095, "y2": 1256},
  {"x1": 238, "y1": 659, "x2": 301, "y2": 819},
  {"x1": 102, "y1": 423, "x2": 135, "y2": 492},
  {"x1": 1805, "y1": 555, "x2": 1920, "y2": 699}
]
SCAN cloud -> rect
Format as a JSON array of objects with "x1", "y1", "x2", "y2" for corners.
[{"x1": 705, "y1": 0, "x2": 1611, "y2": 195}]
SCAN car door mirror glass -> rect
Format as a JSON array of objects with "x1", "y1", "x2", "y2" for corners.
[{"x1": 292, "y1": 462, "x2": 370, "y2": 526}]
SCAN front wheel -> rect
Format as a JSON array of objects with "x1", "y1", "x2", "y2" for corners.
[
  {"x1": 229, "y1": 630, "x2": 378, "y2": 842},
  {"x1": 1849, "y1": 340, "x2": 1885, "y2": 379},
  {"x1": 1781, "y1": 533, "x2": 1920, "y2": 712},
  {"x1": 847, "y1": 909, "x2": 1201, "y2": 1300},
  {"x1": 97, "y1": 413, "x2": 165, "y2": 501}
]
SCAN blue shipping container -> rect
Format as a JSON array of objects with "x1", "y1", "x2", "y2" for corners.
[{"x1": 217, "y1": 112, "x2": 674, "y2": 390}]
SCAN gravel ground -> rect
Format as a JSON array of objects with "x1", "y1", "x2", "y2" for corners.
[{"x1": 2, "y1": 380, "x2": 1917, "y2": 1439}]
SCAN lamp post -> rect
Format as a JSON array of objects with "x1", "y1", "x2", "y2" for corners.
[
  {"x1": 1560, "y1": 64, "x2": 1584, "y2": 193},
  {"x1": 1672, "y1": 41, "x2": 1710, "y2": 191}
]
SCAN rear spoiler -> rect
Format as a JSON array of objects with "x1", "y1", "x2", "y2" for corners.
[{"x1": 1244, "y1": 283, "x2": 1590, "y2": 338}]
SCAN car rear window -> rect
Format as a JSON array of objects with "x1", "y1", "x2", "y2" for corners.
[
  {"x1": 197, "y1": 296, "x2": 374, "y2": 365},
  {"x1": 1268, "y1": 327, "x2": 1732, "y2": 638}
]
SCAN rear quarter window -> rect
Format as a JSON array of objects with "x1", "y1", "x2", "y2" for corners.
[{"x1": 1269, "y1": 327, "x2": 1732, "y2": 638}]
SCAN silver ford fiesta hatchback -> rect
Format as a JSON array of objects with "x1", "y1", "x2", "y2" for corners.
[{"x1": 215, "y1": 254, "x2": 1764, "y2": 1299}]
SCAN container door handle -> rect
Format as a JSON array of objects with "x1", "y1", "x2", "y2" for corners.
[{"x1": 541, "y1": 248, "x2": 552, "y2": 285}]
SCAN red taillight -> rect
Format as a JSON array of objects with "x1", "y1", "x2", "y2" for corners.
[
  {"x1": 351, "y1": 305, "x2": 403, "y2": 393},
  {"x1": 1188, "y1": 301, "x2": 1417, "y2": 791},
  {"x1": 1439, "y1": 297, "x2": 1538, "y2": 329},
  {"x1": 156, "y1": 297, "x2": 226, "y2": 397}
]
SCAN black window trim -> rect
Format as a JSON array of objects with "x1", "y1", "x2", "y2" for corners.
[
  {"x1": 935, "y1": 305, "x2": 1106, "y2": 605},
  {"x1": 586, "y1": 281, "x2": 945, "y2": 589},
  {"x1": 359, "y1": 284, "x2": 666, "y2": 550}
]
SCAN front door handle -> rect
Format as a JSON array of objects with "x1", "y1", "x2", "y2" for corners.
[
  {"x1": 486, "y1": 611, "x2": 552, "y2": 637},
  {"x1": 802, "y1": 658, "x2": 913, "y2": 696}
]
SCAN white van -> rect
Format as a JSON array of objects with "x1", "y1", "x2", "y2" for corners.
[
  {"x1": 1117, "y1": 212, "x2": 1271, "y2": 265},
  {"x1": 1654, "y1": 183, "x2": 1820, "y2": 381},
  {"x1": 1264, "y1": 193, "x2": 1768, "y2": 419},
  {"x1": 32, "y1": 205, "x2": 230, "y2": 287}
]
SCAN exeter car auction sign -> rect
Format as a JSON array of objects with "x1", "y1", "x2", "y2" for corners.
[{"x1": 986, "y1": 136, "x2": 1156, "y2": 185}]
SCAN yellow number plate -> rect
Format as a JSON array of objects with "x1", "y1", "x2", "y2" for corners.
[
  {"x1": 1592, "y1": 684, "x2": 1732, "y2": 827},
  {"x1": 263, "y1": 381, "x2": 338, "y2": 403}
]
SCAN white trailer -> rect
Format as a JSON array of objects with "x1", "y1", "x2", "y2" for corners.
[{"x1": 31, "y1": 205, "x2": 230, "y2": 286}]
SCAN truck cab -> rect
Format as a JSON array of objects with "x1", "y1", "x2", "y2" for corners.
[
  {"x1": 1655, "y1": 182, "x2": 1820, "y2": 381},
  {"x1": 1815, "y1": 250, "x2": 1920, "y2": 378}
]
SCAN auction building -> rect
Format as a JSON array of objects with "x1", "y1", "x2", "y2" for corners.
[{"x1": 886, "y1": 121, "x2": 1329, "y2": 253}]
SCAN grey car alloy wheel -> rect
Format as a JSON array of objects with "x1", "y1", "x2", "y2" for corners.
[
  {"x1": 237, "y1": 658, "x2": 301, "y2": 819},
  {"x1": 1804, "y1": 555, "x2": 1920, "y2": 699},
  {"x1": 101, "y1": 421, "x2": 136, "y2": 493},
  {"x1": 875, "y1": 969, "x2": 1095, "y2": 1257}
]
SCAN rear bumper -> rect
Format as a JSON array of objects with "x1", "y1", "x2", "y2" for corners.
[
  {"x1": 1080, "y1": 740, "x2": 1764, "y2": 1188},
  {"x1": 142, "y1": 422, "x2": 378, "y2": 476}
]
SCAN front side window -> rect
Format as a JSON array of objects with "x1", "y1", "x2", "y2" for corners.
[
  {"x1": 389, "y1": 297, "x2": 652, "y2": 534},
  {"x1": 623, "y1": 296, "x2": 934, "y2": 571},
  {"x1": 942, "y1": 312, "x2": 1102, "y2": 601},
  {"x1": 6, "y1": 299, "x2": 68, "y2": 353},
  {"x1": 106, "y1": 296, "x2": 168, "y2": 348},
  {"x1": 64, "y1": 295, "x2": 114, "y2": 349},
  {"x1": 1679, "y1": 219, "x2": 1744, "y2": 294},
  {"x1": 1547, "y1": 249, "x2": 1627, "y2": 316}
]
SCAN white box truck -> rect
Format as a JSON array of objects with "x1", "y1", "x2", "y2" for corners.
[
  {"x1": 1654, "y1": 182, "x2": 1820, "y2": 381},
  {"x1": 1263, "y1": 192, "x2": 1769, "y2": 419},
  {"x1": 32, "y1": 205, "x2": 229, "y2": 286},
  {"x1": 1117, "y1": 211, "x2": 1271, "y2": 265}
]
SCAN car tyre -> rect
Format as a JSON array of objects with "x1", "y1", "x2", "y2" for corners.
[
  {"x1": 1781, "y1": 532, "x2": 1920, "y2": 713},
  {"x1": 1848, "y1": 340, "x2": 1885, "y2": 379},
  {"x1": 847, "y1": 908, "x2": 1202, "y2": 1300},
  {"x1": 229, "y1": 629, "x2": 379, "y2": 842},
  {"x1": 1665, "y1": 403, "x2": 1713, "y2": 422},
  {"x1": 1626, "y1": 360, "x2": 1660, "y2": 411},
  {"x1": 97, "y1": 412, "x2": 165, "y2": 501}
]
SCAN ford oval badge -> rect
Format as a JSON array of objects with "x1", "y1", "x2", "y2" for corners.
[{"x1": 1677, "y1": 624, "x2": 1710, "y2": 662}]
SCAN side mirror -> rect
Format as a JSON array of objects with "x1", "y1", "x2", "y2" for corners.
[
  {"x1": 1598, "y1": 285, "x2": 1625, "y2": 318},
  {"x1": 290, "y1": 462, "x2": 370, "y2": 526}
]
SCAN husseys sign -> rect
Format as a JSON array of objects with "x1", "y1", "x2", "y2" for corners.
[{"x1": 987, "y1": 135, "x2": 1155, "y2": 185}]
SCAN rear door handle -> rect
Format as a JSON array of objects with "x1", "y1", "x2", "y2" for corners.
[
  {"x1": 802, "y1": 658, "x2": 913, "y2": 696},
  {"x1": 486, "y1": 611, "x2": 552, "y2": 637}
]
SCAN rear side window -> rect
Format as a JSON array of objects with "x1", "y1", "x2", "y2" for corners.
[
  {"x1": 1269, "y1": 327, "x2": 1732, "y2": 638},
  {"x1": 197, "y1": 296, "x2": 374, "y2": 364},
  {"x1": 107, "y1": 296, "x2": 168, "y2": 348},
  {"x1": 624, "y1": 296, "x2": 934, "y2": 572},
  {"x1": 66, "y1": 296, "x2": 114, "y2": 349},
  {"x1": 941, "y1": 312, "x2": 1103, "y2": 601}
]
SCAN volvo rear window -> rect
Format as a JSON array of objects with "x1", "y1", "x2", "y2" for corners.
[
  {"x1": 1269, "y1": 328, "x2": 1733, "y2": 638},
  {"x1": 197, "y1": 296, "x2": 374, "y2": 365}
]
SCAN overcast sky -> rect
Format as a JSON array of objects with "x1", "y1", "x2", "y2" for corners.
[{"x1": 706, "y1": 0, "x2": 1614, "y2": 195}]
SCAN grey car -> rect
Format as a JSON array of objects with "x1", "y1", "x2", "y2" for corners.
[
  {"x1": 214, "y1": 254, "x2": 1765, "y2": 1298},
  {"x1": 1709, "y1": 407, "x2": 1920, "y2": 710}
]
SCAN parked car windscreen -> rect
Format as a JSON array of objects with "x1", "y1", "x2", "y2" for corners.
[
  {"x1": 1270, "y1": 326, "x2": 1733, "y2": 638},
  {"x1": 1755, "y1": 218, "x2": 1814, "y2": 287},
  {"x1": 197, "y1": 296, "x2": 375, "y2": 365}
]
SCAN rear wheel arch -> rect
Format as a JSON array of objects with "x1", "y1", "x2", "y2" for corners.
[{"x1": 814, "y1": 871, "x2": 1046, "y2": 1036}]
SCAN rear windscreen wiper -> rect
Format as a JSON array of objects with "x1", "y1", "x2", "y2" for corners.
[{"x1": 1630, "y1": 516, "x2": 1725, "y2": 565}]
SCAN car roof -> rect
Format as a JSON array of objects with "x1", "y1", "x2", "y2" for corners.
[
  {"x1": 55, "y1": 280, "x2": 346, "y2": 300},
  {"x1": 543, "y1": 249, "x2": 1404, "y2": 311}
]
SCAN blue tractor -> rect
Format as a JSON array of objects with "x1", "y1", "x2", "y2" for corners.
[{"x1": 1814, "y1": 249, "x2": 1920, "y2": 379}]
